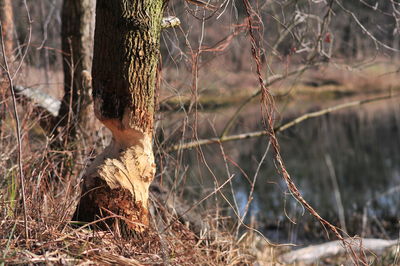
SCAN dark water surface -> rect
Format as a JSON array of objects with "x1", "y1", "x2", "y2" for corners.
[{"x1": 163, "y1": 98, "x2": 400, "y2": 243}]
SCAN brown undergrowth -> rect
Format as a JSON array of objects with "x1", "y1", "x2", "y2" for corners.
[
  {"x1": 0, "y1": 197, "x2": 257, "y2": 265},
  {"x1": 0, "y1": 110, "x2": 260, "y2": 265}
]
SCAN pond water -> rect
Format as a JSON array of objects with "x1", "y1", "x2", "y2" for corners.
[{"x1": 159, "y1": 97, "x2": 400, "y2": 243}]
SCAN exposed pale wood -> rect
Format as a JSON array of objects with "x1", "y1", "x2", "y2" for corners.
[
  {"x1": 162, "y1": 16, "x2": 180, "y2": 28},
  {"x1": 74, "y1": 0, "x2": 163, "y2": 235}
]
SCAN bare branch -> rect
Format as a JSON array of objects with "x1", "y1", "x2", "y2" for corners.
[
  {"x1": 167, "y1": 93, "x2": 399, "y2": 152},
  {"x1": 335, "y1": 0, "x2": 400, "y2": 52},
  {"x1": 220, "y1": 63, "x2": 321, "y2": 137},
  {"x1": 0, "y1": 0, "x2": 32, "y2": 242}
]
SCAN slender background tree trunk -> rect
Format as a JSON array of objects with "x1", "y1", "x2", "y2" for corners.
[
  {"x1": 0, "y1": 0, "x2": 13, "y2": 57},
  {"x1": 73, "y1": 0, "x2": 163, "y2": 236},
  {"x1": 0, "y1": 0, "x2": 13, "y2": 139},
  {"x1": 54, "y1": 0, "x2": 95, "y2": 144}
]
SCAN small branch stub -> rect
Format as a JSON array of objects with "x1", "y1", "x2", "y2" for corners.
[{"x1": 161, "y1": 16, "x2": 180, "y2": 29}]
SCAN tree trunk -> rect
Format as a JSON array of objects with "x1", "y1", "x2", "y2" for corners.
[
  {"x1": 54, "y1": 0, "x2": 95, "y2": 142},
  {"x1": 0, "y1": 0, "x2": 13, "y2": 56},
  {"x1": 73, "y1": 0, "x2": 163, "y2": 235},
  {"x1": 0, "y1": 0, "x2": 13, "y2": 139}
]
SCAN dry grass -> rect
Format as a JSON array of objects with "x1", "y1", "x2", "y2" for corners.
[
  {"x1": 0, "y1": 106, "x2": 261, "y2": 265},
  {"x1": 0, "y1": 197, "x2": 260, "y2": 265}
]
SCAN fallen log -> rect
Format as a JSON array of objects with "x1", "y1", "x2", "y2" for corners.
[
  {"x1": 280, "y1": 238, "x2": 399, "y2": 264},
  {"x1": 14, "y1": 85, "x2": 60, "y2": 117}
]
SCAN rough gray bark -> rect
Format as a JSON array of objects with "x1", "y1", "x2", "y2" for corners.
[{"x1": 73, "y1": 0, "x2": 163, "y2": 235}]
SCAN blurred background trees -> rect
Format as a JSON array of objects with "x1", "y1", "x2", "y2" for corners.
[{"x1": 4, "y1": 1, "x2": 399, "y2": 77}]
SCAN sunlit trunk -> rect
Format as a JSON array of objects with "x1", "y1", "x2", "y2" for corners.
[{"x1": 73, "y1": 0, "x2": 163, "y2": 235}]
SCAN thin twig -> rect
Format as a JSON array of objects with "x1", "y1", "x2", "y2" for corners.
[
  {"x1": 237, "y1": 141, "x2": 270, "y2": 234},
  {"x1": 161, "y1": 173, "x2": 235, "y2": 234},
  {"x1": 0, "y1": 24, "x2": 28, "y2": 240},
  {"x1": 0, "y1": 0, "x2": 32, "y2": 242},
  {"x1": 325, "y1": 154, "x2": 347, "y2": 233},
  {"x1": 335, "y1": 0, "x2": 400, "y2": 52},
  {"x1": 220, "y1": 63, "x2": 319, "y2": 137}
]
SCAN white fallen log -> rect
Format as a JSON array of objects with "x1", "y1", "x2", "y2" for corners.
[
  {"x1": 14, "y1": 85, "x2": 60, "y2": 117},
  {"x1": 12, "y1": 83, "x2": 190, "y2": 118},
  {"x1": 280, "y1": 238, "x2": 399, "y2": 264}
]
